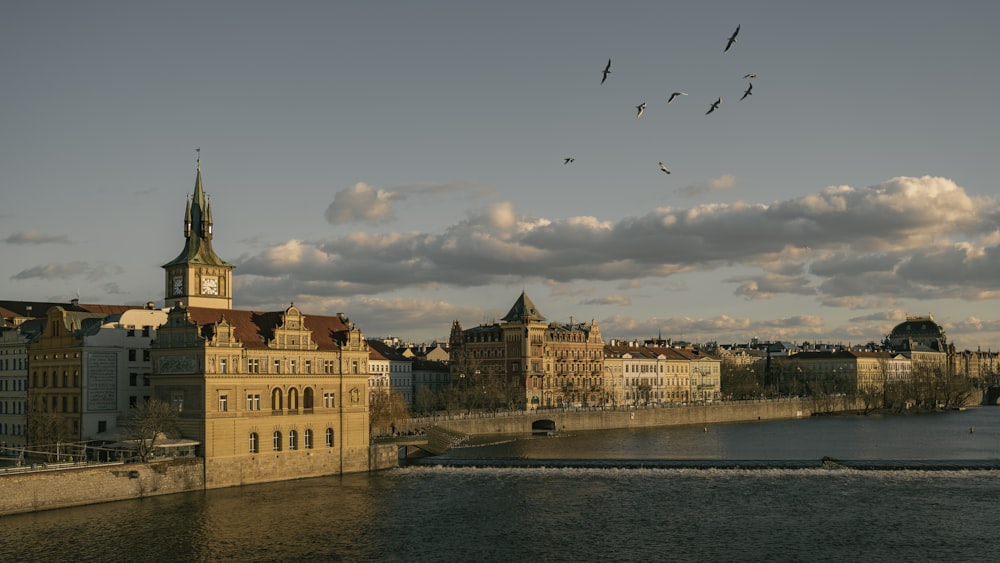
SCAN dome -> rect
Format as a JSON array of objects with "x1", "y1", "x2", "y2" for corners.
[{"x1": 887, "y1": 315, "x2": 946, "y2": 352}]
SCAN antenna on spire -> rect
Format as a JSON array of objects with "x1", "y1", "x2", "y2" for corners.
[{"x1": 196, "y1": 147, "x2": 201, "y2": 166}]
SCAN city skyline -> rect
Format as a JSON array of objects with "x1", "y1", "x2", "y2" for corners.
[{"x1": 3, "y1": 2, "x2": 1000, "y2": 349}]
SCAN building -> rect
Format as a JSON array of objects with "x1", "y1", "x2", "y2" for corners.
[
  {"x1": 367, "y1": 339, "x2": 412, "y2": 405},
  {"x1": 149, "y1": 159, "x2": 371, "y2": 488},
  {"x1": 25, "y1": 304, "x2": 147, "y2": 450},
  {"x1": 449, "y1": 292, "x2": 605, "y2": 409},
  {"x1": 0, "y1": 319, "x2": 44, "y2": 450}
]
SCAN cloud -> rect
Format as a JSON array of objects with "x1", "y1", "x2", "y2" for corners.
[
  {"x1": 5, "y1": 230, "x2": 71, "y2": 245},
  {"x1": 676, "y1": 175, "x2": 737, "y2": 198},
  {"x1": 581, "y1": 294, "x2": 632, "y2": 306},
  {"x1": 12, "y1": 262, "x2": 92, "y2": 280},
  {"x1": 324, "y1": 182, "x2": 397, "y2": 225},
  {"x1": 324, "y1": 180, "x2": 492, "y2": 225},
  {"x1": 11, "y1": 261, "x2": 122, "y2": 281},
  {"x1": 238, "y1": 176, "x2": 1000, "y2": 311}
]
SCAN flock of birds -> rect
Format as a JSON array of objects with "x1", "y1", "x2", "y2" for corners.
[{"x1": 566, "y1": 24, "x2": 753, "y2": 176}]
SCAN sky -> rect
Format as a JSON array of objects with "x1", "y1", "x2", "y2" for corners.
[{"x1": 3, "y1": 1, "x2": 1000, "y2": 349}]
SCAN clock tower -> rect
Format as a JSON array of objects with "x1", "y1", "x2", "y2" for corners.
[{"x1": 162, "y1": 156, "x2": 234, "y2": 309}]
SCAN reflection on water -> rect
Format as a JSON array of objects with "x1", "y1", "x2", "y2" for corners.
[
  {"x1": 443, "y1": 407, "x2": 1000, "y2": 462},
  {"x1": 2, "y1": 408, "x2": 998, "y2": 562}
]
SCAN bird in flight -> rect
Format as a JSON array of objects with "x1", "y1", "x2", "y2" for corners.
[
  {"x1": 564, "y1": 157, "x2": 575, "y2": 165},
  {"x1": 724, "y1": 25, "x2": 740, "y2": 53},
  {"x1": 601, "y1": 59, "x2": 612, "y2": 84},
  {"x1": 706, "y1": 97, "x2": 722, "y2": 114},
  {"x1": 743, "y1": 73, "x2": 757, "y2": 79},
  {"x1": 659, "y1": 162, "x2": 671, "y2": 174},
  {"x1": 667, "y1": 92, "x2": 688, "y2": 104},
  {"x1": 636, "y1": 102, "x2": 646, "y2": 118},
  {"x1": 740, "y1": 82, "x2": 753, "y2": 100}
]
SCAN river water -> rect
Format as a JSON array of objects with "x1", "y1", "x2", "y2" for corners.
[{"x1": 3, "y1": 408, "x2": 999, "y2": 562}]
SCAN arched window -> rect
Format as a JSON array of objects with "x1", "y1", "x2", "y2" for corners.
[
  {"x1": 288, "y1": 430, "x2": 298, "y2": 450},
  {"x1": 249, "y1": 432, "x2": 259, "y2": 453},
  {"x1": 288, "y1": 387, "x2": 299, "y2": 411},
  {"x1": 303, "y1": 387, "x2": 314, "y2": 410},
  {"x1": 272, "y1": 431, "x2": 282, "y2": 451},
  {"x1": 271, "y1": 388, "x2": 283, "y2": 411},
  {"x1": 304, "y1": 429, "x2": 313, "y2": 449},
  {"x1": 325, "y1": 428, "x2": 334, "y2": 447}
]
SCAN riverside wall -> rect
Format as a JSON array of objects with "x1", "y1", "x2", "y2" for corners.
[
  {"x1": 398, "y1": 398, "x2": 860, "y2": 437},
  {"x1": 0, "y1": 458, "x2": 205, "y2": 516}
]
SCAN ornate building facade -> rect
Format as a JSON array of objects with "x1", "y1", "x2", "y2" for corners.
[
  {"x1": 150, "y1": 160, "x2": 371, "y2": 488},
  {"x1": 449, "y1": 292, "x2": 605, "y2": 409}
]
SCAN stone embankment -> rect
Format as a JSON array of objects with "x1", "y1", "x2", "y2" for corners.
[
  {"x1": 0, "y1": 458, "x2": 205, "y2": 516},
  {"x1": 396, "y1": 397, "x2": 858, "y2": 437}
]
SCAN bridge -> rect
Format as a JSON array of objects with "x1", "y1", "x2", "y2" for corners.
[{"x1": 985, "y1": 387, "x2": 1000, "y2": 406}]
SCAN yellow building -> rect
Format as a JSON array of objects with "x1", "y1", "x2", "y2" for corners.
[{"x1": 150, "y1": 159, "x2": 370, "y2": 488}]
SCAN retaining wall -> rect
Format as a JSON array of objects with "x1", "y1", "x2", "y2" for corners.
[
  {"x1": 400, "y1": 398, "x2": 859, "y2": 437},
  {"x1": 0, "y1": 458, "x2": 205, "y2": 516}
]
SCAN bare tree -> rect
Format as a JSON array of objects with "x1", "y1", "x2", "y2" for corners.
[
  {"x1": 369, "y1": 389, "x2": 410, "y2": 437},
  {"x1": 123, "y1": 399, "x2": 180, "y2": 462}
]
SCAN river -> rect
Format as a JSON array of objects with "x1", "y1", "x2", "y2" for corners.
[{"x1": 2, "y1": 408, "x2": 999, "y2": 562}]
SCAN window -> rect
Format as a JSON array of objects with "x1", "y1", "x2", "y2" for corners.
[
  {"x1": 247, "y1": 394, "x2": 260, "y2": 411},
  {"x1": 129, "y1": 373, "x2": 138, "y2": 386},
  {"x1": 219, "y1": 394, "x2": 228, "y2": 412},
  {"x1": 249, "y1": 432, "x2": 259, "y2": 453},
  {"x1": 288, "y1": 430, "x2": 298, "y2": 450},
  {"x1": 129, "y1": 396, "x2": 138, "y2": 408},
  {"x1": 142, "y1": 326, "x2": 151, "y2": 337},
  {"x1": 273, "y1": 359, "x2": 281, "y2": 374},
  {"x1": 351, "y1": 360, "x2": 358, "y2": 374},
  {"x1": 128, "y1": 349, "x2": 137, "y2": 361},
  {"x1": 272, "y1": 431, "x2": 282, "y2": 451},
  {"x1": 143, "y1": 376, "x2": 150, "y2": 386},
  {"x1": 143, "y1": 350, "x2": 150, "y2": 361},
  {"x1": 304, "y1": 429, "x2": 313, "y2": 449},
  {"x1": 171, "y1": 392, "x2": 184, "y2": 413},
  {"x1": 219, "y1": 358, "x2": 227, "y2": 374},
  {"x1": 98, "y1": 421, "x2": 107, "y2": 433},
  {"x1": 248, "y1": 359, "x2": 260, "y2": 374},
  {"x1": 325, "y1": 428, "x2": 334, "y2": 447},
  {"x1": 290, "y1": 360, "x2": 296, "y2": 374},
  {"x1": 305, "y1": 360, "x2": 312, "y2": 374},
  {"x1": 324, "y1": 392, "x2": 335, "y2": 408}
]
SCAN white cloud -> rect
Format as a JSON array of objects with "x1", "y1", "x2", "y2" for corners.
[
  {"x1": 676, "y1": 174, "x2": 737, "y2": 198},
  {"x1": 238, "y1": 176, "x2": 1000, "y2": 323},
  {"x1": 4, "y1": 230, "x2": 71, "y2": 245},
  {"x1": 324, "y1": 180, "x2": 493, "y2": 225},
  {"x1": 324, "y1": 182, "x2": 397, "y2": 225}
]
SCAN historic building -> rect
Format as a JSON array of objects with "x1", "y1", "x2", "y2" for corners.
[
  {"x1": 24, "y1": 304, "x2": 147, "y2": 449},
  {"x1": 149, "y1": 159, "x2": 371, "y2": 488},
  {"x1": 449, "y1": 292, "x2": 605, "y2": 409}
]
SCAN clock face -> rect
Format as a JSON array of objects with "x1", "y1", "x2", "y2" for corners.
[
  {"x1": 172, "y1": 276, "x2": 184, "y2": 296},
  {"x1": 201, "y1": 277, "x2": 219, "y2": 295}
]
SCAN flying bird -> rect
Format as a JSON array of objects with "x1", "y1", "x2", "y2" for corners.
[
  {"x1": 706, "y1": 97, "x2": 722, "y2": 114},
  {"x1": 740, "y1": 82, "x2": 753, "y2": 100},
  {"x1": 659, "y1": 162, "x2": 671, "y2": 174},
  {"x1": 724, "y1": 24, "x2": 740, "y2": 53},
  {"x1": 601, "y1": 59, "x2": 612, "y2": 84},
  {"x1": 743, "y1": 73, "x2": 757, "y2": 79},
  {"x1": 636, "y1": 102, "x2": 646, "y2": 118},
  {"x1": 667, "y1": 92, "x2": 688, "y2": 104},
  {"x1": 564, "y1": 157, "x2": 575, "y2": 164}
]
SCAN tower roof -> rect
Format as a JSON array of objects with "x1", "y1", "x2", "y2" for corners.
[
  {"x1": 163, "y1": 159, "x2": 233, "y2": 268},
  {"x1": 502, "y1": 291, "x2": 546, "y2": 323}
]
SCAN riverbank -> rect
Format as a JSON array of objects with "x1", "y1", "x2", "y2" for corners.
[{"x1": 394, "y1": 397, "x2": 859, "y2": 438}]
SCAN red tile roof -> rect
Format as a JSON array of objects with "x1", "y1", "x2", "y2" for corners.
[{"x1": 185, "y1": 307, "x2": 352, "y2": 350}]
